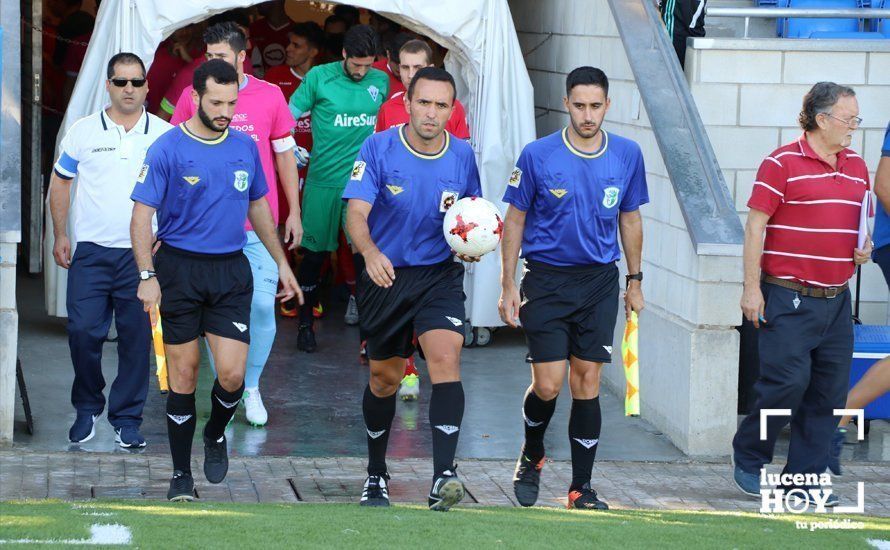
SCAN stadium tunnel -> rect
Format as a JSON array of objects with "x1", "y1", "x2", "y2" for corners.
[{"x1": 41, "y1": 0, "x2": 536, "y2": 346}]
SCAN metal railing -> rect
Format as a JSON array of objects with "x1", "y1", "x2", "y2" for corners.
[{"x1": 706, "y1": 7, "x2": 890, "y2": 38}]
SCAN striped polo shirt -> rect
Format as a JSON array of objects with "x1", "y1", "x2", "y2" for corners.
[{"x1": 748, "y1": 135, "x2": 870, "y2": 288}]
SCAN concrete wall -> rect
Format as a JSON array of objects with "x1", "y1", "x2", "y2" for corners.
[
  {"x1": 686, "y1": 39, "x2": 890, "y2": 324},
  {"x1": 509, "y1": 0, "x2": 743, "y2": 456},
  {"x1": 0, "y1": 0, "x2": 23, "y2": 445}
]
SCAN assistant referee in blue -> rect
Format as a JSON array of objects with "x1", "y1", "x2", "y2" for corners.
[
  {"x1": 499, "y1": 66, "x2": 648, "y2": 510},
  {"x1": 130, "y1": 59, "x2": 301, "y2": 502}
]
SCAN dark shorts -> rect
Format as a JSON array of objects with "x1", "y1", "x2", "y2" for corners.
[
  {"x1": 357, "y1": 260, "x2": 466, "y2": 361},
  {"x1": 155, "y1": 244, "x2": 253, "y2": 345},
  {"x1": 519, "y1": 260, "x2": 620, "y2": 364}
]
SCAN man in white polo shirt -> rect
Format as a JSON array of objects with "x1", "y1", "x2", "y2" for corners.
[{"x1": 49, "y1": 52, "x2": 173, "y2": 448}]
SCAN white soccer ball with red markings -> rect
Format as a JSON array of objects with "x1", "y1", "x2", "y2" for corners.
[{"x1": 442, "y1": 197, "x2": 504, "y2": 257}]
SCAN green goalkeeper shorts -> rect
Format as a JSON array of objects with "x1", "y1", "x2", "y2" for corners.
[{"x1": 300, "y1": 185, "x2": 349, "y2": 253}]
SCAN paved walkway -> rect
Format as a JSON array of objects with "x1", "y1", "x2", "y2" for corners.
[{"x1": 2, "y1": 451, "x2": 888, "y2": 516}]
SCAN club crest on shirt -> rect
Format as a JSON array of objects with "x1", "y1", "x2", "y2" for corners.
[
  {"x1": 508, "y1": 167, "x2": 522, "y2": 188},
  {"x1": 368, "y1": 85, "x2": 380, "y2": 102},
  {"x1": 602, "y1": 186, "x2": 620, "y2": 208},
  {"x1": 137, "y1": 164, "x2": 149, "y2": 183},
  {"x1": 440, "y1": 191, "x2": 459, "y2": 212},
  {"x1": 351, "y1": 160, "x2": 366, "y2": 181},
  {"x1": 386, "y1": 184, "x2": 404, "y2": 196},
  {"x1": 183, "y1": 176, "x2": 200, "y2": 185},
  {"x1": 549, "y1": 188, "x2": 567, "y2": 199},
  {"x1": 233, "y1": 170, "x2": 249, "y2": 192}
]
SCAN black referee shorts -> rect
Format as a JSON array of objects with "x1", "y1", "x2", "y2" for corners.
[
  {"x1": 155, "y1": 244, "x2": 253, "y2": 345},
  {"x1": 519, "y1": 260, "x2": 619, "y2": 364},
  {"x1": 357, "y1": 260, "x2": 466, "y2": 361}
]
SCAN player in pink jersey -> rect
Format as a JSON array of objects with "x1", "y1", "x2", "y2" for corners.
[{"x1": 170, "y1": 22, "x2": 300, "y2": 428}]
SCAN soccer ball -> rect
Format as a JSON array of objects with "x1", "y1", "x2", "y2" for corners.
[{"x1": 442, "y1": 197, "x2": 504, "y2": 257}]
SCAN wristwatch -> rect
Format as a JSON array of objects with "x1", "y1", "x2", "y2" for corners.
[
  {"x1": 139, "y1": 270, "x2": 156, "y2": 281},
  {"x1": 625, "y1": 272, "x2": 643, "y2": 285}
]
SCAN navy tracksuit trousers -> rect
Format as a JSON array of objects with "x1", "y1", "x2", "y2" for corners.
[
  {"x1": 733, "y1": 282, "x2": 853, "y2": 475},
  {"x1": 66, "y1": 242, "x2": 150, "y2": 428}
]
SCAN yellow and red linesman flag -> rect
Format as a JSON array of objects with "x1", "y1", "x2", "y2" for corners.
[
  {"x1": 621, "y1": 311, "x2": 640, "y2": 416},
  {"x1": 149, "y1": 305, "x2": 168, "y2": 392}
]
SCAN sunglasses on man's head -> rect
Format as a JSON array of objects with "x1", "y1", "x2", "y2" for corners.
[{"x1": 109, "y1": 78, "x2": 146, "y2": 88}]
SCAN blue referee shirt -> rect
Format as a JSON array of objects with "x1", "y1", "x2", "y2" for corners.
[
  {"x1": 342, "y1": 126, "x2": 482, "y2": 267},
  {"x1": 503, "y1": 128, "x2": 649, "y2": 266},
  {"x1": 871, "y1": 123, "x2": 890, "y2": 250},
  {"x1": 130, "y1": 124, "x2": 268, "y2": 254}
]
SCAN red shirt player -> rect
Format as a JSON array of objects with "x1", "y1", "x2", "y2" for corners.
[
  {"x1": 375, "y1": 39, "x2": 470, "y2": 139},
  {"x1": 372, "y1": 33, "x2": 414, "y2": 100},
  {"x1": 249, "y1": 0, "x2": 294, "y2": 77}
]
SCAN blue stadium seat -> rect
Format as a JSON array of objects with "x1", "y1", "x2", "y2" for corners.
[
  {"x1": 808, "y1": 30, "x2": 886, "y2": 36},
  {"x1": 783, "y1": 0, "x2": 861, "y2": 38},
  {"x1": 873, "y1": 0, "x2": 889, "y2": 35}
]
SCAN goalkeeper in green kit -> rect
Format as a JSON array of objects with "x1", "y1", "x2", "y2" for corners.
[{"x1": 288, "y1": 24, "x2": 388, "y2": 352}]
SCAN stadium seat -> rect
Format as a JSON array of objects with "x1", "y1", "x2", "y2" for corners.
[
  {"x1": 808, "y1": 30, "x2": 886, "y2": 37},
  {"x1": 783, "y1": 0, "x2": 861, "y2": 38},
  {"x1": 873, "y1": 0, "x2": 889, "y2": 35}
]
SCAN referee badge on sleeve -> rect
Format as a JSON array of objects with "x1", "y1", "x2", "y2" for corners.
[
  {"x1": 136, "y1": 163, "x2": 149, "y2": 183},
  {"x1": 508, "y1": 167, "x2": 522, "y2": 188},
  {"x1": 351, "y1": 160, "x2": 367, "y2": 181}
]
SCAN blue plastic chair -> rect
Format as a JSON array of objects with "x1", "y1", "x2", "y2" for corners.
[
  {"x1": 784, "y1": 0, "x2": 861, "y2": 38},
  {"x1": 873, "y1": 0, "x2": 889, "y2": 35},
  {"x1": 808, "y1": 30, "x2": 886, "y2": 36}
]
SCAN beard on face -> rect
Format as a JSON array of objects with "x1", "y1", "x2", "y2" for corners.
[
  {"x1": 198, "y1": 101, "x2": 231, "y2": 132},
  {"x1": 572, "y1": 118, "x2": 599, "y2": 139}
]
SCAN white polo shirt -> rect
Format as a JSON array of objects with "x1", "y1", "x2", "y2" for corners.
[{"x1": 53, "y1": 108, "x2": 172, "y2": 248}]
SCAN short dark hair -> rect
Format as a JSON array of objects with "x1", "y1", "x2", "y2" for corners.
[
  {"x1": 324, "y1": 14, "x2": 347, "y2": 31},
  {"x1": 799, "y1": 81, "x2": 856, "y2": 131},
  {"x1": 565, "y1": 66, "x2": 609, "y2": 97},
  {"x1": 407, "y1": 66, "x2": 456, "y2": 103},
  {"x1": 399, "y1": 39, "x2": 433, "y2": 65},
  {"x1": 386, "y1": 32, "x2": 414, "y2": 62},
  {"x1": 333, "y1": 4, "x2": 360, "y2": 25},
  {"x1": 203, "y1": 21, "x2": 247, "y2": 54},
  {"x1": 206, "y1": 10, "x2": 251, "y2": 31},
  {"x1": 193, "y1": 58, "x2": 239, "y2": 96},
  {"x1": 106, "y1": 52, "x2": 145, "y2": 79},
  {"x1": 343, "y1": 24, "x2": 380, "y2": 59},
  {"x1": 291, "y1": 21, "x2": 325, "y2": 51}
]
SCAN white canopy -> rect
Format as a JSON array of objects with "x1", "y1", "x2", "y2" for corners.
[{"x1": 45, "y1": 0, "x2": 535, "y2": 329}]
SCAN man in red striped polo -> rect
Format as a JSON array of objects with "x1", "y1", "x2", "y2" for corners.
[{"x1": 732, "y1": 82, "x2": 872, "y2": 506}]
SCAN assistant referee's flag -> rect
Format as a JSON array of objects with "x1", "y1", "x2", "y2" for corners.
[
  {"x1": 149, "y1": 305, "x2": 169, "y2": 392},
  {"x1": 621, "y1": 311, "x2": 640, "y2": 416}
]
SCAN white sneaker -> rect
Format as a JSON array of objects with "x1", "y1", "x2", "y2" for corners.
[
  {"x1": 243, "y1": 387, "x2": 268, "y2": 426},
  {"x1": 344, "y1": 295, "x2": 360, "y2": 326}
]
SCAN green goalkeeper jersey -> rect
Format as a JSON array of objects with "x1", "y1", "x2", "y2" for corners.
[{"x1": 289, "y1": 61, "x2": 389, "y2": 189}]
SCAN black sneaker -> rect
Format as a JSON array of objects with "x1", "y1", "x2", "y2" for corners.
[
  {"x1": 513, "y1": 454, "x2": 544, "y2": 507},
  {"x1": 297, "y1": 323, "x2": 317, "y2": 353},
  {"x1": 428, "y1": 468, "x2": 465, "y2": 511},
  {"x1": 203, "y1": 433, "x2": 229, "y2": 484},
  {"x1": 360, "y1": 474, "x2": 390, "y2": 507},
  {"x1": 567, "y1": 483, "x2": 609, "y2": 510},
  {"x1": 167, "y1": 471, "x2": 195, "y2": 502}
]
